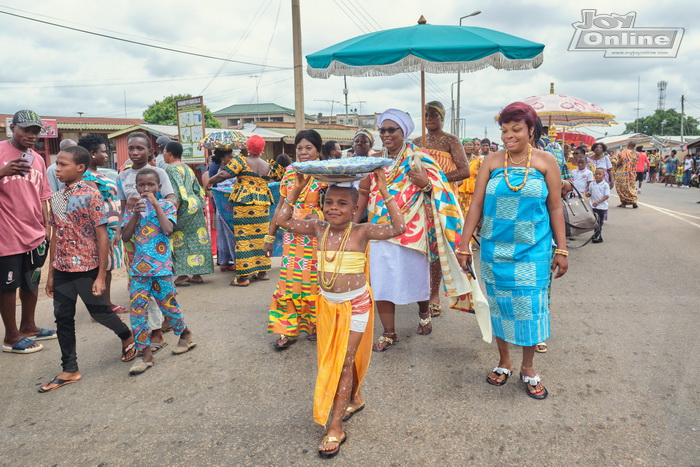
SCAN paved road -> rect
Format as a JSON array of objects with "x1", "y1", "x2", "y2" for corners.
[{"x1": 1, "y1": 182, "x2": 698, "y2": 466}]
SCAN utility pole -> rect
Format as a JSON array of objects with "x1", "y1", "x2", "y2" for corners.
[
  {"x1": 635, "y1": 75, "x2": 641, "y2": 133},
  {"x1": 681, "y1": 95, "x2": 685, "y2": 143},
  {"x1": 291, "y1": 0, "x2": 305, "y2": 132},
  {"x1": 456, "y1": 10, "x2": 481, "y2": 138},
  {"x1": 343, "y1": 76, "x2": 349, "y2": 119}
]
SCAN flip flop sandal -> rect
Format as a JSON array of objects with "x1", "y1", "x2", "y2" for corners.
[
  {"x1": 274, "y1": 335, "x2": 297, "y2": 350},
  {"x1": 255, "y1": 273, "x2": 270, "y2": 281},
  {"x1": 318, "y1": 433, "x2": 347, "y2": 459},
  {"x1": 428, "y1": 303, "x2": 441, "y2": 317},
  {"x1": 342, "y1": 404, "x2": 365, "y2": 422},
  {"x1": 111, "y1": 305, "x2": 129, "y2": 314},
  {"x1": 38, "y1": 376, "x2": 80, "y2": 393},
  {"x1": 520, "y1": 373, "x2": 549, "y2": 400},
  {"x1": 29, "y1": 328, "x2": 58, "y2": 341},
  {"x1": 174, "y1": 280, "x2": 191, "y2": 287},
  {"x1": 230, "y1": 278, "x2": 250, "y2": 287},
  {"x1": 189, "y1": 277, "x2": 204, "y2": 284},
  {"x1": 151, "y1": 342, "x2": 168, "y2": 354},
  {"x1": 121, "y1": 342, "x2": 138, "y2": 362},
  {"x1": 2, "y1": 337, "x2": 43, "y2": 354},
  {"x1": 417, "y1": 314, "x2": 432, "y2": 335},
  {"x1": 535, "y1": 343, "x2": 548, "y2": 353},
  {"x1": 486, "y1": 367, "x2": 512, "y2": 386},
  {"x1": 372, "y1": 333, "x2": 397, "y2": 352}
]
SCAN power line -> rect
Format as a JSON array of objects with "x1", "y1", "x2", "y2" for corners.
[{"x1": 0, "y1": 9, "x2": 292, "y2": 70}]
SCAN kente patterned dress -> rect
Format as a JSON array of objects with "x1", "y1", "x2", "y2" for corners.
[
  {"x1": 222, "y1": 155, "x2": 283, "y2": 277},
  {"x1": 165, "y1": 164, "x2": 215, "y2": 276},
  {"x1": 615, "y1": 149, "x2": 639, "y2": 205},
  {"x1": 83, "y1": 170, "x2": 123, "y2": 270},
  {"x1": 457, "y1": 156, "x2": 482, "y2": 217},
  {"x1": 366, "y1": 143, "x2": 490, "y2": 339},
  {"x1": 267, "y1": 168, "x2": 326, "y2": 337},
  {"x1": 480, "y1": 167, "x2": 552, "y2": 346}
]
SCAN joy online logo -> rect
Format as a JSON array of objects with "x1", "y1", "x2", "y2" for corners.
[{"x1": 569, "y1": 10, "x2": 684, "y2": 58}]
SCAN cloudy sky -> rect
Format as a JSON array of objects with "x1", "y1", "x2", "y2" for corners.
[{"x1": 0, "y1": 0, "x2": 697, "y2": 140}]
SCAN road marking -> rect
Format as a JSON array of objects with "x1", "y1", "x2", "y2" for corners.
[
  {"x1": 608, "y1": 193, "x2": 700, "y2": 228},
  {"x1": 637, "y1": 201, "x2": 700, "y2": 229}
]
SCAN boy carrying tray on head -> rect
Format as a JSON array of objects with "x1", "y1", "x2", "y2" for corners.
[{"x1": 276, "y1": 168, "x2": 405, "y2": 458}]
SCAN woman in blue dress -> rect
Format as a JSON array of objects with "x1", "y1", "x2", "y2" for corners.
[{"x1": 457, "y1": 102, "x2": 568, "y2": 399}]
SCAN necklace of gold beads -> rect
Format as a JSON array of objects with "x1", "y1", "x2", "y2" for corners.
[
  {"x1": 319, "y1": 222, "x2": 353, "y2": 289},
  {"x1": 504, "y1": 144, "x2": 532, "y2": 192}
]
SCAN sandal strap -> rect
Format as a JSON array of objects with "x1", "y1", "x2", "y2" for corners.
[
  {"x1": 521, "y1": 373, "x2": 542, "y2": 386},
  {"x1": 419, "y1": 316, "x2": 432, "y2": 327},
  {"x1": 321, "y1": 436, "x2": 342, "y2": 444},
  {"x1": 492, "y1": 367, "x2": 512, "y2": 376},
  {"x1": 428, "y1": 303, "x2": 441, "y2": 311},
  {"x1": 377, "y1": 335, "x2": 394, "y2": 344}
]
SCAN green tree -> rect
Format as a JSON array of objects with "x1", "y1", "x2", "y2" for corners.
[
  {"x1": 143, "y1": 94, "x2": 221, "y2": 128},
  {"x1": 624, "y1": 108, "x2": 700, "y2": 136}
]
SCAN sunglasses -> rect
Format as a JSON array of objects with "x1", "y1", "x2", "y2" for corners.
[{"x1": 378, "y1": 127, "x2": 401, "y2": 135}]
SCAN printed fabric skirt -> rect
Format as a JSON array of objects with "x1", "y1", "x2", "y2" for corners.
[
  {"x1": 615, "y1": 168, "x2": 637, "y2": 205},
  {"x1": 267, "y1": 231, "x2": 318, "y2": 336},
  {"x1": 485, "y1": 283, "x2": 550, "y2": 347},
  {"x1": 171, "y1": 209, "x2": 215, "y2": 276},
  {"x1": 232, "y1": 203, "x2": 271, "y2": 277}
]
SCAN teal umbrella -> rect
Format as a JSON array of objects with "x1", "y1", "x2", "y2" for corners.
[{"x1": 307, "y1": 16, "x2": 544, "y2": 142}]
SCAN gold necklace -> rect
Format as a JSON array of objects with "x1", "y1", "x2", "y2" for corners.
[
  {"x1": 504, "y1": 145, "x2": 532, "y2": 192},
  {"x1": 508, "y1": 148, "x2": 530, "y2": 165},
  {"x1": 319, "y1": 223, "x2": 353, "y2": 289}
]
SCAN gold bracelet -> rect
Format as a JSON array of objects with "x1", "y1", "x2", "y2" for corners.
[
  {"x1": 454, "y1": 248, "x2": 471, "y2": 256},
  {"x1": 421, "y1": 181, "x2": 433, "y2": 192},
  {"x1": 264, "y1": 234, "x2": 276, "y2": 244},
  {"x1": 554, "y1": 249, "x2": 569, "y2": 257},
  {"x1": 384, "y1": 196, "x2": 395, "y2": 204},
  {"x1": 282, "y1": 197, "x2": 294, "y2": 206}
]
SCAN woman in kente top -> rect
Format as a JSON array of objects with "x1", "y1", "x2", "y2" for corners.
[
  {"x1": 207, "y1": 135, "x2": 284, "y2": 287},
  {"x1": 411, "y1": 101, "x2": 470, "y2": 319},
  {"x1": 356, "y1": 108, "x2": 488, "y2": 352},
  {"x1": 265, "y1": 130, "x2": 327, "y2": 349},
  {"x1": 457, "y1": 102, "x2": 568, "y2": 399}
]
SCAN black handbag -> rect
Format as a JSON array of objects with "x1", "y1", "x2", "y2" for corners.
[
  {"x1": 28, "y1": 238, "x2": 49, "y2": 269},
  {"x1": 562, "y1": 185, "x2": 598, "y2": 246}
]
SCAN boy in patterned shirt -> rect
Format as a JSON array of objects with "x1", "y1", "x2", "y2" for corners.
[
  {"x1": 121, "y1": 168, "x2": 196, "y2": 375},
  {"x1": 41, "y1": 146, "x2": 136, "y2": 393}
]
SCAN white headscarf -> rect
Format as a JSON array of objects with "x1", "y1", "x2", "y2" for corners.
[{"x1": 377, "y1": 109, "x2": 415, "y2": 140}]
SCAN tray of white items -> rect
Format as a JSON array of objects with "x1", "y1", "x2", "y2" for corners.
[{"x1": 291, "y1": 156, "x2": 393, "y2": 183}]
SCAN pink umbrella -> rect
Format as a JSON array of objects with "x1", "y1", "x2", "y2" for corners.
[{"x1": 523, "y1": 83, "x2": 617, "y2": 128}]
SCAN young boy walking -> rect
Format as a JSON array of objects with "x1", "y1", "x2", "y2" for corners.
[
  {"x1": 589, "y1": 168, "x2": 610, "y2": 244},
  {"x1": 121, "y1": 168, "x2": 195, "y2": 375},
  {"x1": 41, "y1": 146, "x2": 136, "y2": 393}
]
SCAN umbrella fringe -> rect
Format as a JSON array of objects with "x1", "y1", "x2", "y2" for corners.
[{"x1": 307, "y1": 52, "x2": 544, "y2": 78}]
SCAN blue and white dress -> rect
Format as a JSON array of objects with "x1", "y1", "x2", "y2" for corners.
[{"x1": 480, "y1": 167, "x2": 552, "y2": 346}]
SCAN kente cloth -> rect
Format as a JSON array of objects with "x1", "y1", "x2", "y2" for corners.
[
  {"x1": 540, "y1": 137, "x2": 572, "y2": 180},
  {"x1": 232, "y1": 204, "x2": 270, "y2": 276},
  {"x1": 166, "y1": 164, "x2": 214, "y2": 276},
  {"x1": 485, "y1": 283, "x2": 550, "y2": 347},
  {"x1": 314, "y1": 287, "x2": 374, "y2": 426},
  {"x1": 479, "y1": 167, "x2": 552, "y2": 346},
  {"x1": 366, "y1": 142, "x2": 490, "y2": 341},
  {"x1": 267, "y1": 168, "x2": 327, "y2": 336},
  {"x1": 615, "y1": 149, "x2": 639, "y2": 204},
  {"x1": 83, "y1": 170, "x2": 123, "y2": 270},
  {"x1": 317, "y1": 251, "x2": 366, "y2": 274}
]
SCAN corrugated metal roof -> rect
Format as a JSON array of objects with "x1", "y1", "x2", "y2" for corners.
[{"x1": 58, "y1": 123, "x2": 136, "y2": 131}]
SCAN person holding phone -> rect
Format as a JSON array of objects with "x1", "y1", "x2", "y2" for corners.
[{"x1": 0, "y1": 110, "x2": 55, "y2": 354}]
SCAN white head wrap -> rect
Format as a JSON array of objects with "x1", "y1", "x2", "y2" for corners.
[{"x1": 378, "y1": 109, "x2": 415, "y2": 140}]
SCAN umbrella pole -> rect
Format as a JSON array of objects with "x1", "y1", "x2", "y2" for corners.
[{"x1": 421, "y1": 69, "x2": 426, "y2": 147}]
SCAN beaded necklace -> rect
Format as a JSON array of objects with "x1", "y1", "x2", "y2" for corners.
[
  {"x1": 319, "y1": 222, "x2": 353, "y2": 289},
  {"x1": 504, "y1": 144, "x2": 532, "y2": 192}
]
